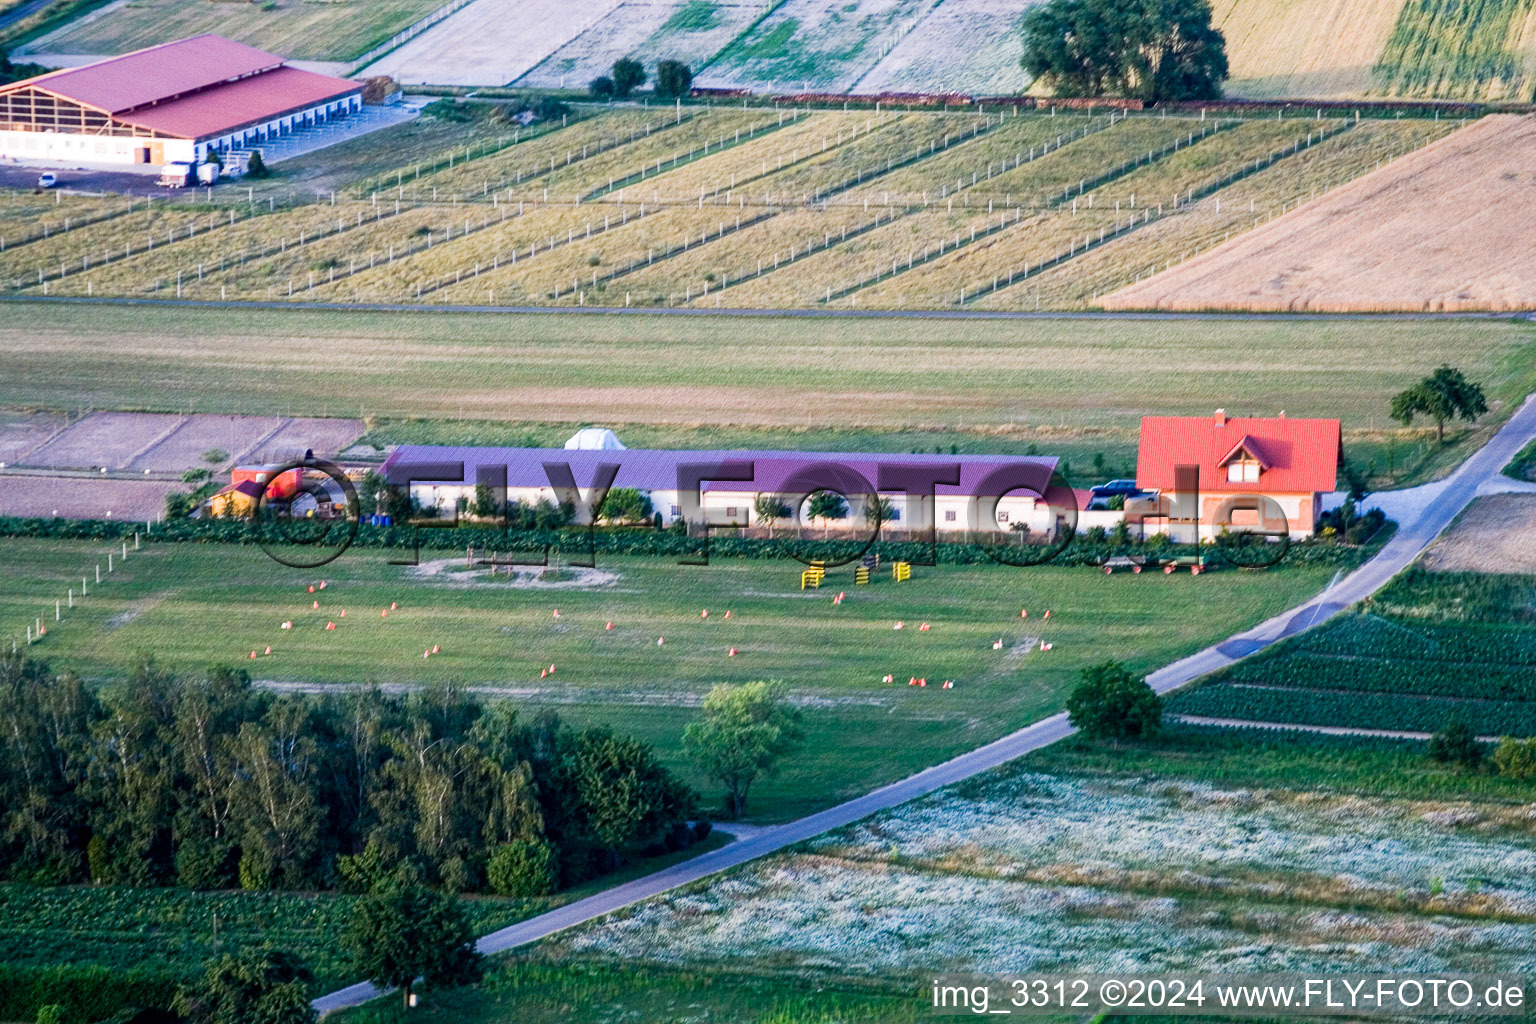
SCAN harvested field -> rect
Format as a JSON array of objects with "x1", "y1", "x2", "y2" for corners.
[
  {"x1": 852, "y1": 0, "x2": 1036, "y2": 95},
  {"x1": 701, "y1": 0, "x2": 942, "y2": 92},
  {"x1": 0, "y1": 475, "x2": 178, "y2": 521},
  {"x1": 1373, "y1": 0, "x2": 1536, "y2": 100},
  {"x1": 516, "y1": 0, "x2": 774, "y2": 89},
  {"x1": 1420, "y1": 494, "x2": 1536, "y2": 574},
  {"x1": 1214, "y1": 0, "x2": 1408, "y2": 98},
  {"x1": 366, "y1": 0, "x2": 618, "y2": 86},
  {"x1": 1102, "y1": 115, "x2": 1536, "y2": 313}
]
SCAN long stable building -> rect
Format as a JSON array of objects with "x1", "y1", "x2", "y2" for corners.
[{"x1": 0, "y1": 35, "x2": 362, "y2": 167}]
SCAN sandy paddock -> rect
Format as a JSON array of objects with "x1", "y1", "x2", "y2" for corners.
[
  {"x1": 0, "y1": 475, "x2": 178, "y2": 521},
  {"x1": 1102, "y1": 115, "x2": 1536, "y2": 313},
  {"x1": 1420, "y1": 493, "x2": 1536, "y2": 575}
]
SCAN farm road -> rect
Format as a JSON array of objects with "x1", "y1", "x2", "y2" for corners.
[
  {"x1": 311, "y1": 390, "x2": 1536, "y2": 1017},
  {"x1": 5, "y1": 293, "x2": 1535, "y2": 323}
]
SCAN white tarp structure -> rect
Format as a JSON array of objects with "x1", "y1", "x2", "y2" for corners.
[{"x1": 563, "y1": 428, "x2": 627, "y2": 450}]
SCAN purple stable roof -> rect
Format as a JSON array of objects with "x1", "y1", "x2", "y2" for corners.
[{"x1": 382, "y1": 446, "x2": 1060, "y2": 497}]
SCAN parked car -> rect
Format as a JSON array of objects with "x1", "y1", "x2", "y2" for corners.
[
  {"x1": 36, "y1": 172, "x2": 57, "y2": 188},
  {"x1": 1087, "y1": 478, "x2": 1149, "y2": 511}
]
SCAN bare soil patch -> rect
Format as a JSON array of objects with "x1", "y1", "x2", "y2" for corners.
[{"x1": 1420, "y1": 493, "x2": 1536, "y2": 574}]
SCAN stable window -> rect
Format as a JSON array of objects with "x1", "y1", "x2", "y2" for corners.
[
  {"x1": 997, "y1": 511, "x2": 1010, "y2": 523},
  {"x1": 944, "y1": 510, "x2": 957, "y2": 522},
  {"x1": 724, "y1": 506, "x2": 738, "y2": 517}
]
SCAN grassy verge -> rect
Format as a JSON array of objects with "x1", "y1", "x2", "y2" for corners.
[{"x1": 1504, "y1": 437, "x2": 1536, "y2": 481}]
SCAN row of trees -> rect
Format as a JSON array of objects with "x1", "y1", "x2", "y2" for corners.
[
  {"x1": 0, "y1": 653, "x2": 697, "y2": 895},
  {"x1": 591, "y1": 57, "x2": 693, "y2": 100}
]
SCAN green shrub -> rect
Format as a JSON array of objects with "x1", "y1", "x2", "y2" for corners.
[
  {"x1": 486, "y1": 838, "x2": 559, "y2": 898},
  {"x1": 1493, "y1": 736, "x2": 1536, "y2": 779},
  {"x1": 36, "y1": 1003, "x2": 64, "y2": 1024},
  {"x1": 1066, "y1": 661, "x2": 1161, "y2": 741}
]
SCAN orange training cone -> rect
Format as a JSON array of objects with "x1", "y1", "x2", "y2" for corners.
[
  {"x1": 432, "y1": 645, "x2": 440, "y2": 654},
  {"x1": 723, "y1": 610, "x2": 731, "y2": 619},
  {"x1": 264, "y1": 646, "x2": 271, "y2": 655},
  {"x1": 325, "y1": 622, "x2": 336, "y2": 630},
  {"x1": 308, "y1": 585, "x2": 314, "y2": 593},
  {"x1": 701, "y1": 609, "x2": 709, "y2": 618},
  {"x1": 313, "y1": 600, "x2": 319, "y2": 609},
  {"x1": 728, "y1": 648, "x2": 737, "y2": 657},
  {"x1": 605, "y1": 621, "x2": 614, "y2": 630}
]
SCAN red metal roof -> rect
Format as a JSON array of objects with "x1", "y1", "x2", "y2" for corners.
[
  {"x1": 13, "y1": 35, "x2": 284, "y2": 114},
  {"x1": 1137, "y1": 413, "x2": 1339, "y2": 494},
  {"x1": 118, "y1": 65, "x2": 360, "y2": 139}
]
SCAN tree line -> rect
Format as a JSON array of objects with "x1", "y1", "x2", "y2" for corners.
[{"x1": 0, "y1": 653, "x2": 700, "y2": 897}]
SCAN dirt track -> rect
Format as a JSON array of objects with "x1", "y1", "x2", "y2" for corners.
[{"x1": 1102, "y1": 115, "x2": 1536, "y2": 313}]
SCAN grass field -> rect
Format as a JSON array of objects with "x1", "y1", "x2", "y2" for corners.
[
  {"x1": 1, "y1": 302, "x2": 1531, "y2": 489},
  {"x1": 24, "y1": 0, "x2": 443, "y2": 61},
  {"x1": 0, "y1": 536, "x2": 1336, "y2": 821}
]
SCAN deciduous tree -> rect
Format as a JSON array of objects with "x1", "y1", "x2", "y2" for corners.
[
  {"x1": 683, "y1": 681, "x2": 804, "y2": 818},
  {"x1": 344, "y1": 885, "x2": 482, "y2": 1010},
  {"x1": 1390, "y1": 365, "x2": 1488, "y2": 443}
]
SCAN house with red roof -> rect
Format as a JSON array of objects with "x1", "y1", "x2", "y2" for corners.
[
  {"x1": 1134, "y1": 409, "x2": 1340, "y2": 541},
  {"x1": 0, "y1": 35, "x2": 361, "y2": 169}
]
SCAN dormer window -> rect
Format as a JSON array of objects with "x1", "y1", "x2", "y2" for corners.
[
  {"x1": 1219, "y1": 436, "x2": 1269, "y2": 484},
  {"x1": 1227, "y1": 457, "x2": 1260, "y2": 483}
]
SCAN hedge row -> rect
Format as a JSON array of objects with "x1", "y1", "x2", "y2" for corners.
[
  {"x1": 0, "y1": 963, "x2": 179, "y2": 1023},
  {"x1": 0, "y1": 516, "x2": 1379, "y2": 570}
]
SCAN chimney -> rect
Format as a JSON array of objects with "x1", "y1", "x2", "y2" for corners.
[{"x1": 1214, "y1": 408, "x2": 1227, "y2": 427}]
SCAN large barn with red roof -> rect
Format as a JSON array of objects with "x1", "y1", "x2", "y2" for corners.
[{"x1": 0, "y1": 34, "x2": 362, "y2": 168}]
